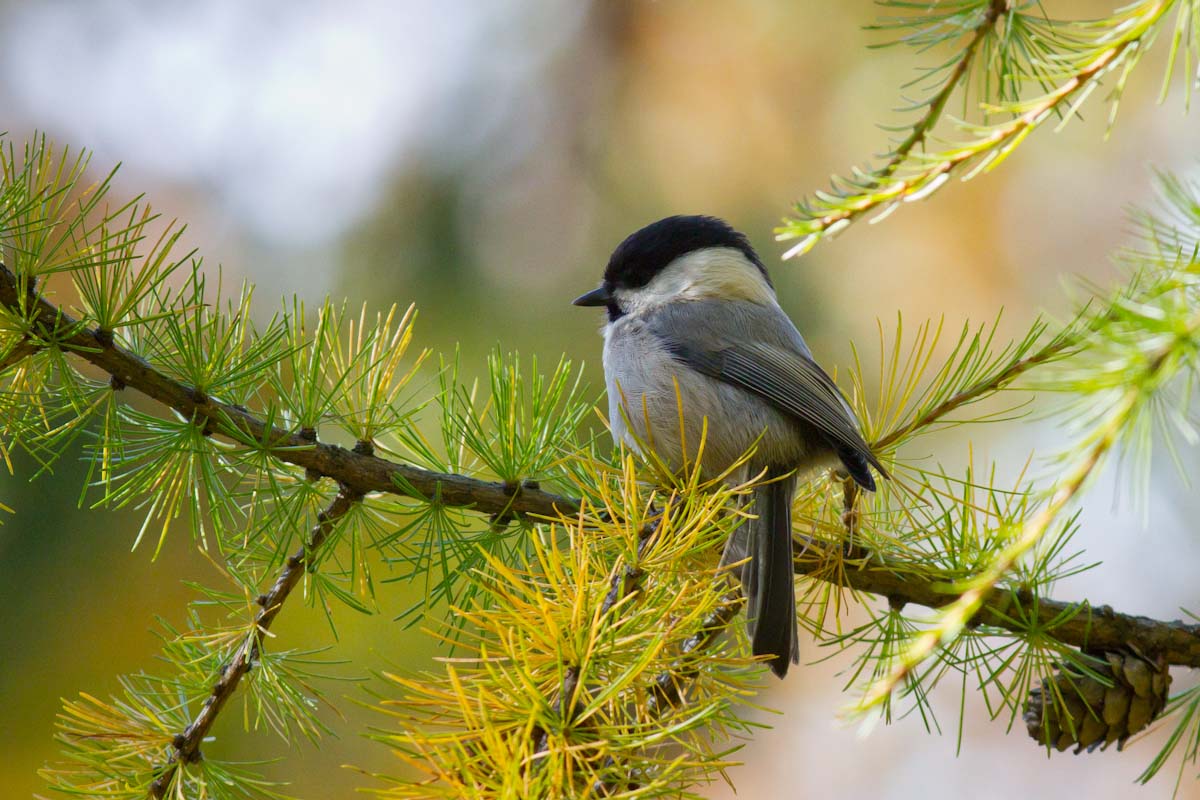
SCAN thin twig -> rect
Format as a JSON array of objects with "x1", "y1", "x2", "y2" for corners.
[
  {"x1": 597, "y1": 519, "x2": 658, "y2": 617},
  {"x1": 590, "y1": 589, "x2": 746, "y2": 797},
  {"x1": 148, "y1": 487, "x2": 362, "y2": 798},
  {"x1": 537, "y1": 519, "x2": 658, "y2": 770},
  {"x1": 876, "y1": 0, "x2": 1010, "y2": 183},
  {"x1": 784, "y1": 0, "x2": 1166, "y2": 249},
  {"x1": 874, "y1": 332, "x2": 1070, "y2": 451},
  {"x1": 647, "y1": 590, "x2": 747, "y2": 713}
]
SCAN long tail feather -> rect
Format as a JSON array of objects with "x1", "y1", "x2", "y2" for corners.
[{"x1": 745, "y1": 473, "x2": 799, "y2": 677}]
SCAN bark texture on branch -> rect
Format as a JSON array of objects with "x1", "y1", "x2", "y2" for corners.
[
  {"x1": 149, "y1": 489, "x2": 360, "y2": 798},
  {"x1": 5, "y1": 261, "x2": 1200, "y2": 798},
  {"x1": 0, "y1": 263, "x2": 578, "y2": 520},
  {"x1": 794, "y1": 546, "x2": 1200, "y2": 669},
  {"x1": 4, "y1": 263, "x2": 1199, "y2": 671}
]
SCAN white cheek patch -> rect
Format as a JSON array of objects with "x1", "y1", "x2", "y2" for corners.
[{"x1": 613, "y1": 247, "x2": 775, "y2": 316}]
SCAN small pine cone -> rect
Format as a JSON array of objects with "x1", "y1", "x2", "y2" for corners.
[{"x1": 1024, "y1": 648, "x2": 1171, "y2": 753}]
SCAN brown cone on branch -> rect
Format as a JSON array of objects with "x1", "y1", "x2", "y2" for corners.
[{"x1": 1024, "y1": 648, "x2": 1171, "y2": 753}]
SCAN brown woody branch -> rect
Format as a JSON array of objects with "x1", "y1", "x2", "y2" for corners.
[
  {"x1": 0, "y1": 263, "x2": 578, "y2": 520},
  {"x1": 623, "y1": 536, "x2": 1200, "y2": 776},
  {"x1": 628, "y1": 540, "x2": 1200, "y2": 729},
  {"x1": 149, "y1": 488, "x2": 361, "y2": 798},
  {"x1": 648, "y1": 590, "x2": 747, "y2": 712},
  {"x1": 585, "y1": 529, "x2": 1200, "y2": 794},
  {"x1": 796, "y1": 546, "x2": 1200, "y2": 669},
  {"x1": 0, "y1": 262, "x2": 577, "y2": 798},
  {"x1": 0, "y1": 337, "x2": 40, "y2": 371},
  {"x1": 5, "y1": 261, "x2": 1200, "y2": 791}
]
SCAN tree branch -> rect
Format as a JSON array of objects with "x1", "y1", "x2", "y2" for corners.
[
  {"x1": 0, "y1": 263, "x2": 578, "y2": 520},
  {"x1": 793, "y1": 544, "x2": 1200, "y2": 669},
  {"x1": 0, "y1": 263, "x2": 581, "y2": 795},
  {"x1": 647, "y1": 589, "x2": 746, "y2": 712},
  {"x1": 149, "y1": 487, "x2": 361, "y2": 798},
  {"x1": 780, "y1": 0, "x2": 1168, "y2": 257},
  {"x1": 0, "y1": 337, "x2": 40, "y2": 372},
  {"x1": 628, "y1": 539, "x2": 1200, "y2": 758},
  {"x1": 7, "y1": 261, "x2": 1198, "y2": 788},
  {"x1": 875, "y1": 0, "x2": 1010, "y2": 184},
  {"x1": 611, "y1": 534, "x2": 1200, "y2": 790},
  {"x1": 874, "y1": 332, "x2": 1070, "y2": 451}
]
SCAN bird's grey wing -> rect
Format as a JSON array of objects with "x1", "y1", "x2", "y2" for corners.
[{"x1": 648, "y1": 302, "x2": 885, "y2": 485}]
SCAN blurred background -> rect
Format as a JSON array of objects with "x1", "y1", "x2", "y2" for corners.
[{"x1": 1, "y1": 1, "x2": 1199, "y2": 797}]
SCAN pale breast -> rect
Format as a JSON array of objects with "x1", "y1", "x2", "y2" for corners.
[{"x1": 603, "y1": 316, "x2": 821, "y2": 478}]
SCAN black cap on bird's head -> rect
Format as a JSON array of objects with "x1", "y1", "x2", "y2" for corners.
[
  {"x1": 601, "y1": 215, "x2": 770, "y2": 290},
  {"x1": 572, "y1": 215, "x2": 770, "y2": 315}
]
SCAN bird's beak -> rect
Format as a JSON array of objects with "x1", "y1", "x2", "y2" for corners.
[{"x1": 572, "y1": 285, "x2": 612, "y2": 307}]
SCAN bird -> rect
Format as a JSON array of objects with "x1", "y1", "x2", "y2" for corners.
[{"x1": 573, "y1": 215, "x2": 884, "y2": 678}]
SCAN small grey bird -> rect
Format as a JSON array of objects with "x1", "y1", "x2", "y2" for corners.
[{"x1": 573, "y1": 215, "x2": 884, "y2": 678}]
